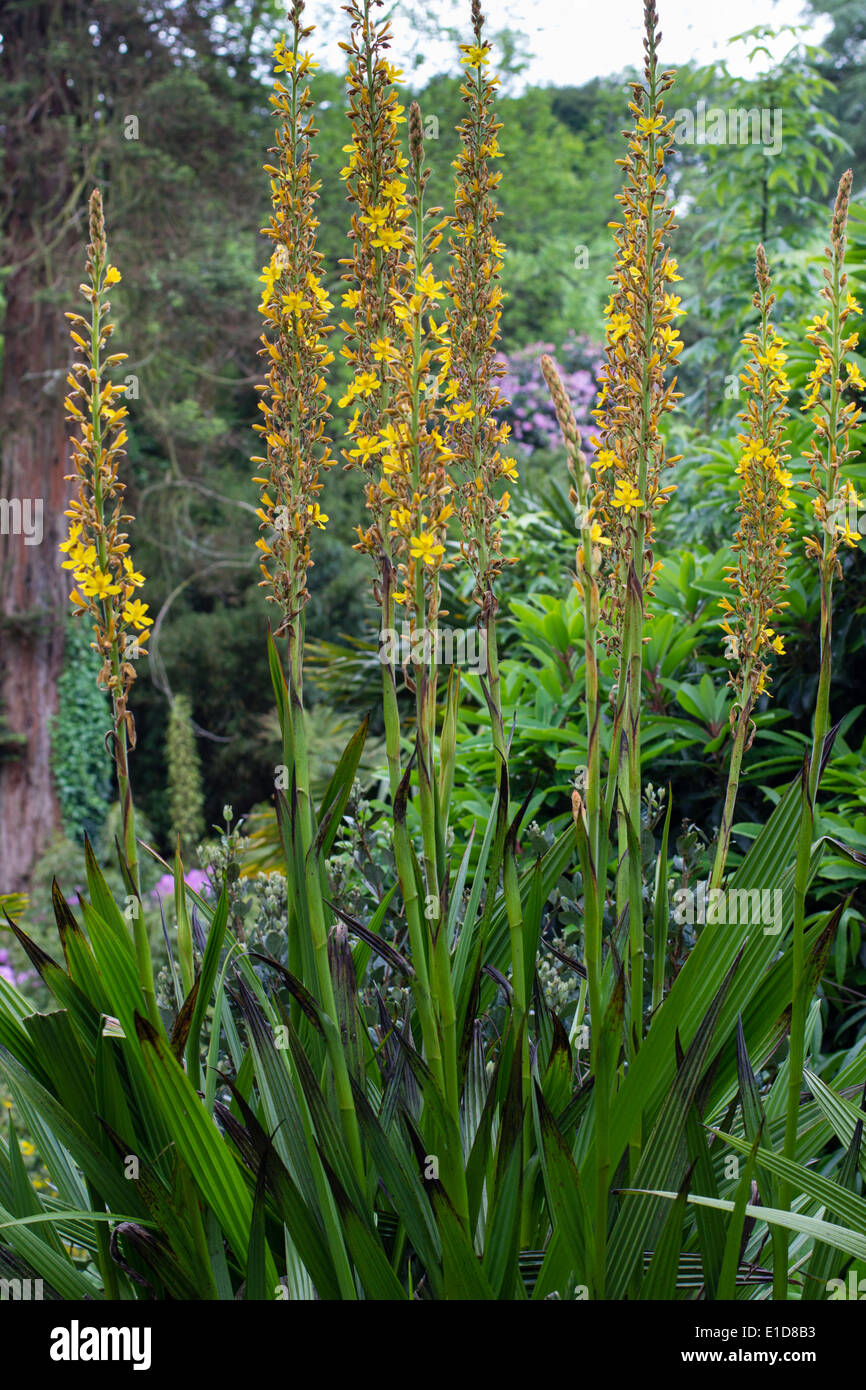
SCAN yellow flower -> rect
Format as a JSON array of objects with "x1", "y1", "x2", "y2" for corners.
[
  {"x1": 122, "y1": 556, "x2": 145, "y2": 587},
  {"x1": 606, "y1": 312, "x2": 629, "y2": 343},
  {"x1": 80, "y1": 569, "x2": 122, "y2": 599},
  {"x1": 61, "y1": 542, "x2": 97, "y2": 573},
  {"x1": 410, "y1": 532, "x2": 446, "y2": 566},
  {"x1": 460, "y1": 43, "x2": 489, "y2": 67},
  {"x1": 350, "y1": 435, "x2": 384, "y2": 466},
  {"x1": 361, "y1": 205, "x2": 390, "y2": 230},
  {"x1": 416, "y1": 270, "x2": 445, "y2": 301},
  {"x1": 338, "y1": 372, "x2": 382, "y2": 409},
  {"x1": 371, "y1": 337, "x2": 396, "y2": 363},
  {"x1": 610, "y1": 479, "x2": 644, "y2": 512},
  {"x1": 592, "y1": 448, "x2": 618, "y2": 473},
  {"x1": 282, "y1": 291, "x2": 309, "y2": 316},
  {"x1": 122, "y1": 599, "x2": 153, "y2": 630},
  {"x1": 104, "y1": 266, "x2": 122, "y2": 286},
  {"x1": 59, "y1": 523, "x2": 83, "y2": 553},
  {"x1": 307, "y1": 503, "x2": 328, "y2": 528},
  {"x1": 372, "y1": 226, "x2": 404, "y2": 251}
]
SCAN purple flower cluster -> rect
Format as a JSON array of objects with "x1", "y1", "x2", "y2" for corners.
[
  {"x1": 151, "y1": 868, "x2": 212, "y2": 902},
  {"x1": 496, "y1": 332, "x2": 603, "y2": 455},
  {"x1": 0, "y1": 945, "x2": 33, "y2": 992}
]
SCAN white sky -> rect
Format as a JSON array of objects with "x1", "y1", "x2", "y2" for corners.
[{"x1": 309, "y1": 0, "x2": 830, "y2": 87}]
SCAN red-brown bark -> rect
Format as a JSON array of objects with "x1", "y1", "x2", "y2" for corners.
[{"x1": 0, "y1": 1, "x2": 82, "y2": 892}]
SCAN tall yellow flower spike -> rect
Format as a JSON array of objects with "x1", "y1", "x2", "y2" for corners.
[
  {"x1": 802, "y1": 169, "x2": 862, "y2": 575},
  {"x1": 253, "y1": 2, "x2": 336, "y2": 639},
  {"x1": 446, "y1": 0, "x2": 512, "y2": 613},
  {"x1": 589, "y1": 0, "x2": 682, "y2": 652},
  {"x1": 60, "y1": 188, "x2": 161, "y2": 1023},
  {"x1": 339, "y1": 0, "x2": 411, "y2": 578},
  {"x1": 720, "y1": 244, "x2": 793, "y2": 713},
  {"x1": 61, "y1": 190, "x2": 151, "y2": 752}
]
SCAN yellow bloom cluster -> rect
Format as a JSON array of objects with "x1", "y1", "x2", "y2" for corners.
[
  {"x1": 341, "y1": 6, "x2": 454, "y2": 624},
  {"x1": 339, "y1": 0, "x2": 411, "y2": 558},
  {"x1": 252, "y1": 16, "x2": 336, "y2": 624},
  {"x1": 589, "y1": 9, "x2": 682, "y2": 650},
  {"x1": 61, "y1": 189, "x2": 151, "y2": 742},
  {"x1": 801, "y1": 171, "x2": 863, "y2": 573},
  {"x1": 378, "y1": 106, "x2": 454, "y2": 615},
  {"x1": 446, "y1": 3, "x2": 514, "y2": 610},
  {"x1": 720, "y1": 246, "x2": 793, "y2": 703}
]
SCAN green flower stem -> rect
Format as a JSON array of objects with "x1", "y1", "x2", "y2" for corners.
[
  {"x1": 709, "y1": 695, "x2": 753, "y2": 892},
  {"x1": 485, "y1": 613, "x2": 531, "y2": 1158},
  {"x1": 778, "y1": 235, "x2": 844, "y2": 1296},
  {"x1": 380, "y1": 570, "x2": 403, "y2": 801},
  {"x1": 286, "y1": 626, "x2": 365, "y2": 1185},
  {"x1": 87, "y1": 255, "x2": 159, "y2": 1030},
  {"x1": 582, "y1": 528, "x2": 612, "y2": 1295}
]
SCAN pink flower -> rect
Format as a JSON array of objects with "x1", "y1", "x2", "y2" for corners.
[{"x1": 151, "y1": 868, "x2": 211, "y2": 902}]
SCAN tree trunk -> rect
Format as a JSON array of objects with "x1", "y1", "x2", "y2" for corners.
[
  {"x1": 0, "y1": 264, "x2": 71, "y2": 892},
  {"x1": 0, "y1": 2, "x2": 82, "y2": 893}
]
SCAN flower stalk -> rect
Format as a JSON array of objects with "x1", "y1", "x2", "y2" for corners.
[
  {"x1": 341, "y1": 2, "x2": 472, "y2": 1217},
  {"x1": 543, "y1": 353, "x2": 611, "y2": 1297},
  {"x1": 445, "y1": 3, "x2": 533, "y2": 1163},
  {"x1": 61, "y1": 188, "x2": 159, "y2": 1027},
  {"x1": 590, "y1": 1, "x2": 681, "y2": 1063},
  {"x1": 778, "y1": 170, "x2": 861, "y2": 1294},
  {"x1": 711, "y1": 244, "x2": 793, "y2": 891},
  {"x1": 253, "y1": 5, "x2": 363, "y2": 1181}
]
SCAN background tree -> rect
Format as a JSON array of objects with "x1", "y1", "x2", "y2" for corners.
[{"x1": 0, "y1": 0, "x2": 274, "y2": 887}]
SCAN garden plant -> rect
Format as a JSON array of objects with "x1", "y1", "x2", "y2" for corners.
[{"x1": 1, "y1": 0, "x2": 866, "y2": 1306}]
